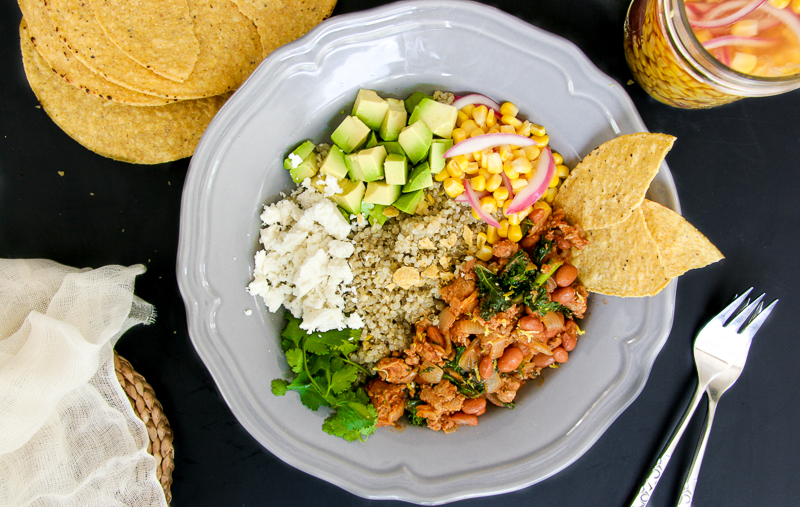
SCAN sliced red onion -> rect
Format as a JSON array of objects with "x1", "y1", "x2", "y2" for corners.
[
  {"x1": 690, "y1": 0, "x2": 767, "y2": 29},
  {"x1": 762, "y1": 4, "x2": 800, "y2": 47},
  {"x1": 714, "y1": 45, "x2": 733, "y2": 66},
  {"x1": 445, "y1": 133, "x2": 536, "y2": 158},
  {"x1": 500, "y1": 170, "x2": 515, "y2": 199},
  {"x1": 451, "y1": 93, "x2": 502, "y2": 114},
  {"x1": 506, "y1": 147, "x2": 555, "y2": 215},
  {"x1": 461, "y1": 178, "x2": 501, "y2": 227},
  {"x1": 454, "y1": 189, "x2": 489, "y2": 202},
  {"x1": 703, "y1": 35, "x2": 777, "y2": 50}
]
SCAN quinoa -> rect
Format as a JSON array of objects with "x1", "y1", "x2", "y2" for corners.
[{"x1": 345, "y1": 182, "x2": 486, "y2": 365}]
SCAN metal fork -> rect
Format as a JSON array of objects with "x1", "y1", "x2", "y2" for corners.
[{"x1": 630, "y1": 289, "x2": 777, "y2": 507}]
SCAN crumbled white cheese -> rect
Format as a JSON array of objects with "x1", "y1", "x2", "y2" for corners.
[
  {"x1": 287, "y1": 152, "x2": 303, "y2": 168},
  {"x1": 248, "y1": 186, "x2": 362, "y2": 333}
]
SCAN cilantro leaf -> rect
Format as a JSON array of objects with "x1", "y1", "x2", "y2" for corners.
[
  {"x1": 329, "y1": 363, "x2": 359, "y2": 394},
  {"x1": 271, "y1": 379, "x2": 289, "y2": 396},
  {"x1": 285, "y1": 348, "x2": 304, "y2": 373}
]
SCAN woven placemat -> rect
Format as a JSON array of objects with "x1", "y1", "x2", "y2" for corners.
[{"x1": 114, "y1": 352, "x2": 174, "y2": 505}]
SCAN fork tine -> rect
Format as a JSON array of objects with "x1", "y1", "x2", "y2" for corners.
[
  {"x1": 715, "y1": 288, "x2": 754, "y2": 324},
  {"x1": 727, "y1": 294, "x2": 765, "y2": 332},
  {"x1": 739, "y1": 298, "x2": 778, "y2": 338}
]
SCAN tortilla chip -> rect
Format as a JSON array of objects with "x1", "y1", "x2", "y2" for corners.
[
  {"x1": 571, "y1": 207, "x2": 671, "y2": 297},
  {"x1": 640, "y1": 200, "x2": 724, "y2": 278},
  {"x1": 43, "y1": 0, "x2": 262, "y2": 99},
  {"x1": 232, "y1": 0, "x2": 336, "y2": 58},
  {"x1": 21, "y1": 21, "x2": 228, "y2": 164},
  {"x1": 554, "y1": 133, "x2": 676, "y2": 231},
  {"x1": 18, "y1": 0, "x2": 174, "y2": 105},
  {"x1": 89, "y1": 0, "x2": 200, "y2": 82}
]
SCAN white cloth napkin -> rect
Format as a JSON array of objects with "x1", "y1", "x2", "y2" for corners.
[{"x1": 0, "y1": 259, "x2": 168, "y2": 507}]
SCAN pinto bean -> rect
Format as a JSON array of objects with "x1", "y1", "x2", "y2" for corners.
[
  {"x1": 551, "y1": 286, "x2": 576, "y2": 305},
  {"x1": 450, "y1": 412, "x2": 479, "y2": 426},
  {"x1": 479, "y1": 355, "x2": 494, "y2": 380},
  {"x1": 532, "y1": 353, "x2": 555, "y2": 368},
  {"x1": 520, "y1": 233, "x2": 540, "y2": 250},
  {"x1": 554, "y1": 263, "x2": 578, "y2": 287},
  {"x1": 519, "y1": 315, "x2": 544, "y2": 332},
  {"x1": 562, "y1": 333, "x2": 577, "y2": 352},
  {"x1": 497, "y1": 346, "x2": 524, "y2": 372},
  {"x1": 461, "y1": 397, "x2": 487, "y2": 416},
  {"x1": 552, "y1": 347, "x2": 569, "y2": 363}
]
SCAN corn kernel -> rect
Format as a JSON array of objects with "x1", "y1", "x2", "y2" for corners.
[
  {"x1": 486, "y1": 108, "x2": 497, "y2": 128},
  {"x1": 502, "y1": 200, "x2": 511, "y2": 216},
  {"x1": 493, "y1": 186, "x2": 509, "y2": 202},
  {"x1": 508, "y1": 224, "x2": 523, "y2": 243},
  {"x1": 731, "y1": 19, "x2": 759, "y2": 37},
  {"x1": 486, "y1": 127, "x2": 501, "y2": 135},
  {"x1": 497, "y1": 220, "x2": 509, "y2": 238},
  {"x1": 531, "y1": 134, "x2": 549, "y2": 147},
  {"x1": 446, "y1": 160, "x2": 464, "y2": 178},
  {"x1": 731, "y1": 52, "x2": 757, "y2": 74},
  {"x1": 516, "y1": 121, "x2": 532, "y2": 137},
  {"x1": 769, "y1": 0, "x2": 790, "y2": 8},
  {"x1": 461, "y1": 119, "x2": 478, "y2": 134},
  {"x1": 499, "y1": 124, "x2": 516, "y2": 134},
  {"x1": 460, "y1": 104, "x2": 474, "y2": 117},
  {"x1": 486, "y1": 173, "x2": 503, "y2": 192},
  {"x1": 511, "y1": 178, "x2": 528, "y2": 191},
  {"x1": 498, "y1": 145, "x2": 513, "y2": 162},
  {"x1": 501, "y1": 114, "x2": 523, "y2": 128},
  {"x1": 434, "y1": 169, "x2": 449, "y2": 182},
  {"x1": 464, "y1": 161, "x2": 480, "y2": 175},
  {"x1": 480, "y1": 196, "x2": 497, "y2": 213},
  {"x1": 792, "y1": 0, "x2": 800, "y2": 14},
  {"x1": 452, "y1": 128, "x2": 467, "y2": 144},
  {"x1": 476, "y1": 244, "x2": 494, "y2": 261},
  {"x1": 504, "y1": 163, "x2": 519, "y2": 180},
  {"x1": 443, "y1": 177, "x2": 465, "y2": 197},
  {"x1": 552, "y1": 151, "x2": 563, "y2": 165},
  {"x1": 511, "y1": 149, "x2": 526, "y2": 159},
  {"x1": 486, "y1": 226, "x2": 499, "y2": 244},
  {"x1": 453, "y1": 155, "x2": 469, "y2": 170},
  {"x1": 487, "y1": 152, "x2": 503, "y2": 174},
  {"x1": 473, "y1": 150, "x2": 482, "y2": 162},
  {"x1": 556, "y1": 164, "x2": 570, "y2": 178},
  {"x1": 533, "y1": 200, "x2": 552, "y2": 214},
  {"x1": 543, "y1": 187, "x2": 557, "y2": 203},
  {"x1": 469, "y1": 127, "x2": 486, "y2": 138},
  {"x1": 472, "y1": 105, "x2": 488, "y2": 127},
  {"x1": 549, "y1": 174, "x2": 560, "y2": 188},
  {"x1": 476, "y1": 232, "x2": 487, "y2": 250},
  {"x1": 478, "y1": 168, "x2": 491, "y2": 180},
  {"x1": 472, "y1": 209, "x2": 481, "y2": 221},
  {"x1": 470, "y1": 174, "x2": 486, "y2": 191},
  {"x1": 507, "y1": 212, "x2": 521, "y2": 226},
  {"x1": 523, "y1": 145, "x2": 540, "y2": 161},
  {"x1": 529, "y1": 122, "x2": 547, "y2": 137},
  {"x1": 456, "y1": 110, "x2": 470, "y2": 127},
  {"x1": 511, "y1": 157, "x2": 532, "y2": 174},
  {"x1": 500, "y1": 102, "x2": 519, "y2": 117}
]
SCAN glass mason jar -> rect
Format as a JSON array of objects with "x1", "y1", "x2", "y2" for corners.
[{"x1": 624, "y1": 0, "x2": 800, "y2": 108}]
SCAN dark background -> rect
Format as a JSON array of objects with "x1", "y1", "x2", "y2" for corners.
[{"x1": 1, "y1": 0, "x2": 798, "y2": 505}]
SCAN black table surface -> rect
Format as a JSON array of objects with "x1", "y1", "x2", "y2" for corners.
[{"x1": 2, "y1": 0, "x2": 798, "y2": 505}]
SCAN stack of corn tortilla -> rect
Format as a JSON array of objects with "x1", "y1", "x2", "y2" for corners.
[{"x1": 17, "y1": 0, "x2": 336, "y2": 164}]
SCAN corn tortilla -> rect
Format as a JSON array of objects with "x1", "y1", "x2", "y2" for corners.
[
  {"x1": 554, "y1": 133, "x2": 676, "y2": 231},
  {"x1": 89, "y1": 0, "x2": 200, "y2": 82},
  {"x1": 21, "y1": 21, "x2": 228, "y2": 164},
  {"x1": 43, "y1": 0, "x2": 262, "y2": 99},
  {"x1": 17, "y1": 0, "x2": 175, "y2": 105},
  {"x1": 640, "y1": 199, "x2": 724, "y2": 279},
  {"x1": 571, "y1": 207, "x2": 671, "y2": 297},
  {"x1": 232, "y1": 0, "x2": 337, "y2": 58}
]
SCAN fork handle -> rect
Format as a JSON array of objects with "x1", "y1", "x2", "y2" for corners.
[
  {"x1": 676, "y1": 395, "x2": 719, "y2": 507},
  {"x1": 629, "y1": 382, "x2": 706, "y2": 507}
]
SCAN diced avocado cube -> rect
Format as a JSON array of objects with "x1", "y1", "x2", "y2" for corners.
[
  {"x1": 393, "y1": 189, "x2": 425, "y2": 214},
  {"x1": 352, "y1": 89, "x2": 389, "y2": 131},
  {"x1": 365, "y1": 131, "x2": 378, "y2": 149},
  {"x1": 402, "y1": 161, "x2": 433, "y2": 193},
  {"x1": 283, "y1": 140, "x2": 316, "y2": 170},
  {"x1": 356, "y1": 145, "x2": 387, "y2": 182},
  {"x1": 379, "y1": 141, "x2": 407, "y2": 157},
  {"x1": 345, "y1": 152, "x2": 365, "y2": 181},
  {"x1": 289, "y1": 152, "x2": 318, "y2": 183},
  {"x1": 319, "y1": 145, "x2": 348, "y2": 180},
  {"x1": 379, "y1": 98, "x2": 407, "y2": 142},
  {"x1": 364, "y1": 181, "x2": 402, "y2": 206},
  {"x1": 398, "y1": 121, "x2": 432, "y2": 165},
  {"x1": 429, "y1": 139, "x2": 453, "y2": 174},
  {"x1": 409, "y1": 98, "x2": 458, "y2": 139},
  {"x1": 404, "y1": 91, "x2": 432, "y2": 114},
  {"x1": 361, "y1": 202, "x2": 388, "y2": 226},
  {"x1": 332, "y1": 178, "x2": 365, "y2": 215},
  {"x1": 384, "y1": 153, "x2": 408, "y2": 185},
  {"x1": 331, "y1": 115, "x2": 370, "y2": 153}
]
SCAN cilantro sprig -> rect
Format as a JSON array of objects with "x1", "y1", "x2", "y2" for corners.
[{"x1": 271, "y1": 313, "x2": 378, "y2": 442}]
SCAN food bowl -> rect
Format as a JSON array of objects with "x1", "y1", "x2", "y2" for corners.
[{"x1": 176, "y1": 0, "x2": 679, "y2": 503}]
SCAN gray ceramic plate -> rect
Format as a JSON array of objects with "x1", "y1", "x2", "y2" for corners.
[{"x1": 177, "y1": 1, "x2": 678, "y2": 504}]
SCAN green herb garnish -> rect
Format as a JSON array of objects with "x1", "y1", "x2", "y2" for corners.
[{"x1": 271, "y1": 313, "x2": 378, "y2": 442}]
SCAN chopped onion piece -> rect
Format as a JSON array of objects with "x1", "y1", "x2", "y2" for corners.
[
  {"x1": 690, "y1": 0, "x2": 767, "y2": 29},
  {"x1": 445, "y1": 133, "x2": 536, "y2": 159},
  {"x1": 506, "y1": 147, "x2": 555, "y2": 215},
  {"x1": 454, "y1": 189, "x2": 489, "y2": 202},
  {"x1": 461, "y1": 177, "x2": 501, "y2": 227},
  {"x1": 703, "y1": 35, "x2": 777, "y2": 50},
  {"x1": 500, "y1": 171, "x2": 515, "y2": 199},
  {"x1": 451, "y1": 93, "x2": 502, "y2": 114},
  {"x1": 762, "y1": 4, "x2": 800, "y2": 49}
]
